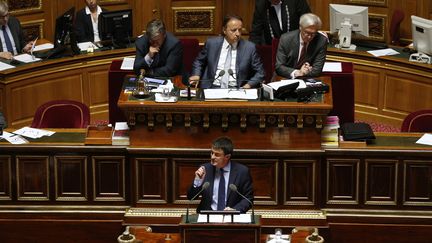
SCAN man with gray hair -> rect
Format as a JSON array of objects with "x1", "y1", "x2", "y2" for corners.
[
  {"x1": 0, "y1": 0, "x2": 34, "y2": 60},
  {"x1": 275, "y1": 13, "x2": 327, "y2": 78},
  {"x1": 133, "y1": 19, "x2": 183, "y2": 77}
]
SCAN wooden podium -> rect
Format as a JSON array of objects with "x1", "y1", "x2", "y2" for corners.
[{"x1": 179, "y1": 214, "x2": 261, "y2": 243}]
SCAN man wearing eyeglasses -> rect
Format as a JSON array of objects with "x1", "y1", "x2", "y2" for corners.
[
  {"x1": 275, "y1": 13, "x2": 327, "y2": 79},
  {"x1": 0, "y1": 1, "x2": 34, "y2": 60}
]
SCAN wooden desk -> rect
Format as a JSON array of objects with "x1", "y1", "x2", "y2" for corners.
[
  {"x1": 327, "y1": 45, "x2": 432, "y2": 127},
  {"x1": 0, "y1": 47, "x2": 135, "y2": 127},
  {"x1": 118, "y1": 77, "x2": 332, "y2": 130}
]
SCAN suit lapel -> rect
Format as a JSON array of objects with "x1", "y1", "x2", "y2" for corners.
[
  {"x1": 268, "y1": 6, "x2": 282, "y2": 37},
  {"x1": 226, "y1": 162, "x2": 238, "y2": 204},
  {"x1": 213, "y1": 37, "x2": 224, "y2": 75},
  {"x1": 281, "y1": 1, "x2": 288, "y2": 32}
]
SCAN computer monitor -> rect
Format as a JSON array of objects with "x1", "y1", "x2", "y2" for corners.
[
  {"x1": 100, "y1": 9, "x2": 133, "y2": 48},
  {"x1": 54, "y1": 7, "x2": 75, "y2": 47},
  {"x1": 411, "y1": 15, "x2": 432, "y2": 56},
  {"x1": 329, "y1": 4, "x2": 369, "y2": 49}
]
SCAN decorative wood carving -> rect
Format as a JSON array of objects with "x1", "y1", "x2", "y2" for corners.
[
  {"x1": 173, "y1": 7, "x2": 215, "y2": 33},
  {"x1": 348, "y1": 0, "x2": 387, "y2": 7},
  {"x1": 368, "y1": 14, "x2": 386, "y2": 41},
  {"x1": 7, "y1": 0, "x2": 41, "y2": 13},
  {"x1": 22, "y1": 20, "x2": 44, "y2": 41}
]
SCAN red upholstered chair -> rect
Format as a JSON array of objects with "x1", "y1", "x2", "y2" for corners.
[
  {"x1": 401, "y1": 109, "x2": 432, "y2": 132},
  {"x1": 31, "y1": 100, "x2": 90, "y2": 128},
  {"x1": 389, "y1": 9, "x2": 405, "y2": 45},
  {"x1": 179, "y1": 38, "x2": 200, "y2": 74},
  {"x1": 256, "y1": 44, "x2": 272, "y2": 83}
]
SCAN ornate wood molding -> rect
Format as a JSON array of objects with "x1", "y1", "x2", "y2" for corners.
[{"x1": 172, "y1": 7, "x2": 215, "y2": 34}]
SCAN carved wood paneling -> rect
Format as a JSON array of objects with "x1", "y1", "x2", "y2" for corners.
[
  {"x1": 16, "y1": 156, "x2": 49, "y2": 201},
  {"x1": 364, "y1": 159, "x2": 397, "y2": 205},
  {"x1": 353, "y1": 65, "x2": 381, "y2": 109},
  {"x1": 284, "y1": 160, "x2": 316, "y2": 206},
  {"x1": 54, "y1": 156, "x2": 87, "y2": 201},
  {"x1": 326, "y1": 159, "x2": 360, "y2": 205},
  {"x1": 172, "y1": 158, "x2": 203, "y2": 204},
  {"x1": 8, "y1": 0, "x2": 42, "y2": 13},
  {"x1": 0, "y1": 156, "x2": 12, "y2": 200},
  {"x1": 173, "y1": 7, "x2": 215, "y2": 34},
  {"x1": 385, "y1": 71, "x2": 432, "y2": 113},
  {"x1": 403, "y1": 160, "x2": 432, "y2": 206},
  {"x1": 92, "y1": 156, "x2": 126, "y2": 201},
  {"x1": 241, "y1": 159, "x2": 278, "y2": 205},
  {"x1": 135, "y1": 157, "x2": 167, "y2": 204}
]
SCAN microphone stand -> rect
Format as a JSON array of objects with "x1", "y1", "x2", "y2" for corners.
[
  {"x1": 186, "y1": 182, "x2": 209, "y2": 223},
  {"x1": 229, "y1": 184, "x2": 255, "y2": 224}
]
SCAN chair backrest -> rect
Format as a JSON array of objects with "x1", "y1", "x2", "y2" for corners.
[
  {"x1": 271, "y1": 38, "x2": 280, "y2": 73},
  {"x1": 179, "y1": 38, "x2": 200, "y2": 74},
  {"x1": 255, "y1": 44, "x2": 272, "y2": 83},
  {"x1": 31, "y1": 100, "x2": 90, "y2": 128},
  {"x1": 390, "y1": 9, "x2": 405, "y2": 45},
  {"x1": 400, "y1": 109, "x2": 432, "y2": 132}
]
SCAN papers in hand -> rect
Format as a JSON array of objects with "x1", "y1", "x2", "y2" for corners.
[
  {"x1": 267, "y1": 79, "x2": 306, "y2": 91},
  {"x1": 13, "y1": 54, "x2": 41, "y2": 63},
  {"x1": 33, "y1": 43, "x2": 54, "y2": 52},
  {"x1": 204, "y1": 88, "x2": 258, "y2": 100},
  {"x1": 120, "y1": 57, "x2": 135, "y2": 70},
  {"x1": 197, "y1": 213, "x2": 252, "y2": 223}
]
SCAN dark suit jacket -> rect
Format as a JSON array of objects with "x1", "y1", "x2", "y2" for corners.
[
  {"x1": 249, "y1": 0, "x2": 311, "y2": 45},
  {"x1": 133, "y1": 32, "x2": 183, "y2": 77},
  {"x1": 0, "y1": 16, "x2": 26, "y2": 53},
  {"x1": 74, "y1": 7, "x2": 106, "y2": 43},
  {"x1": 191, "y1": 37, "x2": 265, "y2": 88},
  {"x1": 275, "y1": 29, "x2": 327, "y2": 78},
  {"x1": 187, "y1": 161, "x2": 254, "y2": 213}
]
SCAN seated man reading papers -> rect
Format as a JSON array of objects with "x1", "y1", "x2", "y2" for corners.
[{"x1": 189, "y1": 14, "x2": 265, "y2": 89}]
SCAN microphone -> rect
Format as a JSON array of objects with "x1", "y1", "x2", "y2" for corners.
[
  {"x1": 186, "y1": 181, "x2": 210, "y2": 223},
  {"x1": 229, "y1": 184, "x2": 255, "y2": 223},
  {"x1": 228, "y1": 69, "x2": 239, "y2": 89}
]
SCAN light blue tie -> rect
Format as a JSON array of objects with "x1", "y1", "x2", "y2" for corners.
[{"x1": 221, "y1": 45, "x2": 232, "y2": 89}]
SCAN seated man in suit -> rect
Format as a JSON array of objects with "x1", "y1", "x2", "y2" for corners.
[
  {"x1": 275, "y1": 13, "x2": 327, "y2": 79},
  {"x1": 74, "y1": 0, "x2": 106, "y2": 43},
  {"x1": 0, "y1": 1, "x2": 34, "y2": 60},
  {"x1": 187, "y1": 136, "x2": 254, "y2": 213},
  {"x1": 133, "y1": 19, "x2": 183, "y2": 77},
  {"x1": 249, "y1": 0, "x2": 311, "y2": 45},
  {"x1": 189, "y1": 14, "x2": 265, "y2": 89}
]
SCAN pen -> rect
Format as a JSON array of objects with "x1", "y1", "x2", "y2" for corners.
[{"x1": 30, "y1": 37, "x2": 38, "y2": 59}]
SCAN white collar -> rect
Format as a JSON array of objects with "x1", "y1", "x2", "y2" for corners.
[{"x1": 85, "y1": 5, "x2": 102, "y2": 15}]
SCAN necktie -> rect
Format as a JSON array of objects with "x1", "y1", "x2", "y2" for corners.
[
  {"x1": 217, "y1": 168, "x2": 226, "y2": 210},
  {"x1": 2, "y1": 25, "x2": 13, "y2": 53},
  {"x1": 295, "y1": 43, "x2": 307, "y2": 69},
  {"x1": 221, "y1": 45, "x2": 232, "y2": 89}
]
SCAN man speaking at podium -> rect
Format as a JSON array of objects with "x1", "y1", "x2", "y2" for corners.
[
  {"x1": 187, "y1": 136, "x2": 254, "y2": 213},
  {"x1": 189, "y1": 14, "x2": 264, "y2": 89}
]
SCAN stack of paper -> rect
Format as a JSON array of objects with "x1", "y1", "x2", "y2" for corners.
[
  {"x1": 321, "y1": 116, "x2": 340, "y2": 148},
  {"x1": 112, "y1": 122, "x2": 130, "y2": 145},
  {"x1": 204, "y1": 89, "x2": 258, "y2": 100}
]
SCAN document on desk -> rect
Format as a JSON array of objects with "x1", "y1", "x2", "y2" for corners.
[
  {"x1": 13, "y1": 127, "x2": 55, "y2": 139},
  {"x1": 267, "y1": 79, "x2": 306, "y2": 91},
  {"x1": 120, "y1": 57, "x2": 135, "y2": 70},
  {"x1": 33, "y1": 43, "x2": 54, "y2": 52},
  {"x1": 0, "y1": 61, "x2": 15, "y2": 71},
  {"x1": 13, "y1": 54, "x2": 41, "y2": 63},
  {"x1": 416, "y1": 133, "x2": 432, "y2": 146},
  {"x1": 323, "y1": 62, "x2": 342, "y2": 72},
  {"x1": 204, "y1": 88, "x2": 258, "y2": 100},
  {"x1": 367, "y1": 48, "x2": 400, "y2": 57},
  {"x1": 196, "y1": 214, "x2": 252, "y2": 223},
  {"x1": 77, "y1": 41, "x2": 99, "y2": 51}
]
